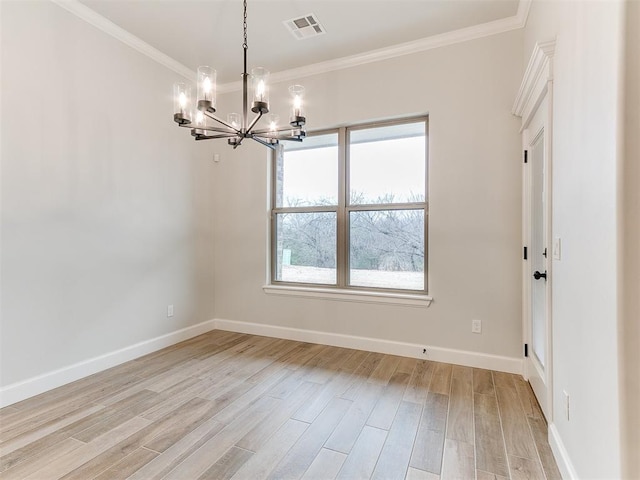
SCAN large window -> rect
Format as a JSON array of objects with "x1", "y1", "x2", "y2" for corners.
[{"x1": 271, "y1": 118, "x2": 428, "y2": 293}]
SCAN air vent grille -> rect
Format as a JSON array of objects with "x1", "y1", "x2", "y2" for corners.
[{"x1": 284, "y1": 14, "x2": 326, "y2": 40}]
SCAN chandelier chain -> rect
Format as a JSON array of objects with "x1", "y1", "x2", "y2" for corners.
[{"x1": 242, "y1": 0, "x2": 248, "y2": 50}]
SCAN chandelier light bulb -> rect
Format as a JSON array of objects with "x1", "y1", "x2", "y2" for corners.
[
  {"x1": 194, "y1": 111, "x2": 206, "y2": 135},
  {"x1": 228, "y1": 113, "x2": 240, "y2": 130},
  {"x1": 251, "y1": 67, "x2": 270, "y2": 114},
  {"x1": 173, "y1": 82, "x2": 192, "y2": 124},
  {"x1": 289, "y1": 85, "x2": 305, "y2": 127},
  {"x1": 197, "y1": 66, "x2": 216, "y2": 112}
]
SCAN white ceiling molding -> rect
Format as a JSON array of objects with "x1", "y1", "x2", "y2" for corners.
[
  {"x1": 512, "y1": 40, "x2": 556, "y2": 130},
  {"x1": 219, "y1": 3, "x2": 532, "y2": 93},
  {"x1": 50, "y1": 0, "x2": 196, "y2": 81},
  {"x1": 50, "y1": 0, "x2": 531, "y2": 92}
]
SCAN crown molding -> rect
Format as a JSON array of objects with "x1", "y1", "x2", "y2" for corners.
[
  {"x1": 219, "y1": 2, "x2": 531, "y2": 93},
  {"x1": 512, "y1": 40, "x2": 556, "y2": 128},
  {"x1": 50, "y1": 0, "x2": 196, "y2": 81},
  {"x1": 50, "y1": 0, "x2": 530, "y2": 92}
]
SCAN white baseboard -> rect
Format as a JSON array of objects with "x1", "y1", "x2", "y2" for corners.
[
  {"x1": 549, "y1": 423, "x2": 578, "y2": 480},
  {"x1": 0, "y1": 319, "x2": 217, "y2": 408},
  {"x1": 214, "y1": 318, "x2": 523, "y2": 374}
]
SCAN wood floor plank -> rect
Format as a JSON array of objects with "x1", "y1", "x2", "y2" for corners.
[
  {"x1": 127, "y1": 418, "x2": 225, "y2": 480},
  {"x1": 325, "y1": 382, "x2": 384, "y2": 454},
  {"x1": 367, "y1": 370, "x2": 412, "y2": 430},
  {"x1": 371, "y1": 401, "x2": 422, "y2": 480},
  {"x1": 445, "y1": 366, "x2": 474, "y2": 444},
  {"x1": 476, "y1": 470, "x2": 509, "y2": 480},
  {"x1": 1, "y1": 437, "x2": 84, "y2": 480},
  {"x1": 61, "y1": 396, "x2": 227, "y2": 480},
  {"x1": 367, "y1": 355, "x2": 402, "y2": 386},
  {"x1": 23, "y1": 416, "x2": 151, "y2": 480},
  {"x1": 508, "y1": 454, "x2": 546, "y2": 480},
  {"x1": 474, "y1": 393, "x2": 509, "y2": 477},
  {"x1": 335, "y1": 425, "x2": 388, "y2": 480},
  {"x1": 162, "y1": 395, "x2": 280, "y2": 480},
  {"x1": 267, "y1": 397, "x2": 352, "y2": 480},
  {"x1": 527, "y1": 415, "x2": 563, "y2": 480},
  {"x1": 473, "y1": 369, "x2": 495, "y2": 395},
  {"x1": 405, "y1": 467, "x2": 441, "y2": 480},
  {"x1": 72, "y1": 390, "x2": 162, "y2": 442},
  {"x1": 293, "y1": 371, "x2": 354, "y2": 423},
  {"x1": 339, "y1": 352, "x2": 385, "y2": 401},
  {"x1": 301, "y1": 448, "x2": 347, "y2": 480},
  {"x1": 495, "y1": 384, "x2": 538, "y2": 460},
  {"x1": 237, "y1": 381, "x2": 320, "y2": 452},
  {"x1": 409, "y1": 392, "x2": 449, "y2": 474},
  {"x1": 199, "y1": 446, "x2": 254, "y2": 480},
  {"x1": 428, "y1": 363, "x2": 452, "y2": 395},
  {"x1": 0, "y1": 403, "x2": 104, "y2": 456},
  {"x1": 513, "y1": 376, "x2": 544, "y2": 420},
  {"x1": 210, "y1": 367, "x2": 292, "y2": 424},
  {"x1": 230, "y1": 419, "x2": 308, "y2": 479},
  {"x1": 403, "y1": 360, "x2": 435, "y2": 404},
  {"x1": 440, "y1": 439, "x2": 475, "y2": 480},
  {"x1": 93, "y1": 447, "x2": 159, "y2": 480}
]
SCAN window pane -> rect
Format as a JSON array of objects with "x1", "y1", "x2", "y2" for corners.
[
  {"x1": 349, "y1": 209, "x2": 424, "y2": 290},
  {"x1": 276, "y1": 133, "x2": 339, "y2": 207},
  {"x1": 349, "y1": 122, "x2": 425, "y2": 205},
  {"x1": 275, "y1": 212, "x2": 336, "y2": 284}
]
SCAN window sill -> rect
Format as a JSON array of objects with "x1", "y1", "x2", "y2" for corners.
[{"x1": 262, "y1": 285, "x2": 432, "y2": 307}]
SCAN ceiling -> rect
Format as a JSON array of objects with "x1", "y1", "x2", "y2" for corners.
[{"x1": 78, "y1": 0, "x2": 521, "y2": 84}]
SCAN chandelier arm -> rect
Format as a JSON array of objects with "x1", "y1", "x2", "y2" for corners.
[
  {"x1": 251, "y1": 126, "x2": 298, "y2": 135},
  {"x1": 182, "y1": 124, "x2": 236, "y2": 134},
  {"x1": 271, "y1": 135, "x2": 303, "y2": 142},
  {"x1": 252, "y1": 136, "x2": 277, "y2": 150},
  {"x1": 246, "y1": 111, "x2": 263, "y2": 134},
  {"x1": 195, "y1": 133, "x2": 240, "y2": 140},
  {"x1": 204, "y1": 111, "x2": 241, "y2": 133}
]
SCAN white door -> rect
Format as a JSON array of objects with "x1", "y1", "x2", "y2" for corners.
[{"x1": 524, "y1": 98, "x2": 552, "y2": 420}]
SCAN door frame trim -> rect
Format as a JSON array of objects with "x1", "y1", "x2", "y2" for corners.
[{"x1": 513, "y1": 40, "x2": 556, "y2": 421}]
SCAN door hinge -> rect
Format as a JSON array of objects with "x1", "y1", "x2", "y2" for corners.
[
  {"x1": 524, "y1": 343, "x2": 529, "y2": 357},
  {"x1": 524, "y1": 150, "x2": 528, "y2": 164},
  {"x1": 523, "y1": 246, "x2": 528, "y2": 260}
]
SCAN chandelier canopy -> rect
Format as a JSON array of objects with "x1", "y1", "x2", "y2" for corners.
[{"x1": 173, "y1": 0, "x2": 307, "y2": 150}]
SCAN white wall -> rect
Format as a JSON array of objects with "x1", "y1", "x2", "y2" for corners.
[
  {"x1": 212, "y1": 31, "x2": 524, "y2": 361},
  {"x1": 524, "y1": 1, "x2": 626, "y2": 477},
  {"x1": 0, "y1": 1, "x2": 215, "y2": 388},
  {"x1": 621, "y1": 1, "x2": 640, "y2": 478}
]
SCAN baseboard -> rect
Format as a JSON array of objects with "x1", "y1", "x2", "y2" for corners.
[
  {"x1": 549, "y1": 423, "x2": 578, "y2": 480},
  {"x1": 0, "y1": 319, "x2": 217, "y2": 408},
  {"x1": 214, "y1": 318, "x2": 523, "y2": 374}
]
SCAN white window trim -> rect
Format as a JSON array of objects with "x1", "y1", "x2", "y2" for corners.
[
  {"x1": 262, "y1": 284, "x2": 432, "y2": 307},
  {"x1": 269, "y1": 116, "x2": 430, "y2": 297}
]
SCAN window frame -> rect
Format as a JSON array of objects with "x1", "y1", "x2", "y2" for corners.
[{"x1": 270, "y1": 116, "x2": 429, "y2": 295}]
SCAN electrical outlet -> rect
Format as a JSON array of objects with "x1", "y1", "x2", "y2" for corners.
[
  {"x1": 167, "y1": 304, "x2": 174, "y2": 317},
  {"x1": 472, "y1": 319, "x2": 482, "y2": 334},
  {"x1": 563, "y1": 390, "x2": 570, "y2": 421},
  {"x1": 213, "y1": 153, "x2": 220, "y2": 163}
]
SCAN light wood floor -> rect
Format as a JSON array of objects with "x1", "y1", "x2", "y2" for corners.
[{"x1": 0, "y1": 331, "x2": 561, "y2": 480}]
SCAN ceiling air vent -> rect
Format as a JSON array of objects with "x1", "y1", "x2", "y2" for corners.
[{"x1": 283, "y1": 14, "x2": 326, "y2": 40}]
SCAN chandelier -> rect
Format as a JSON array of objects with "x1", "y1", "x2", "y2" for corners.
[{"x1": 172, "y1": 0, "x2": 307, "y2": 150}]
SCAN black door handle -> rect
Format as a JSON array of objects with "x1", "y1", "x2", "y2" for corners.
[{"x1": 533, "y1": 270, "x2": 547, "y2": 280}]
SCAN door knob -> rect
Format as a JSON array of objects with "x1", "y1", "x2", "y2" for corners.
[{"x1": 533, "y1": 270, "x2": 547, "y2": 280}]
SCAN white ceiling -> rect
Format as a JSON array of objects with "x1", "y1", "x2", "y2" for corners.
[{"x1": 78, "y1": 0, "x2": 520, "y2": 84}]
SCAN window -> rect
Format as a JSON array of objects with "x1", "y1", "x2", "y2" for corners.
[{"x1": 271, "y1": 117, "x2": 428, "y2": 293}]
